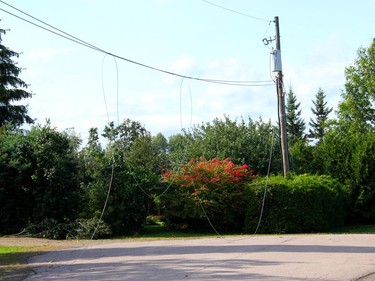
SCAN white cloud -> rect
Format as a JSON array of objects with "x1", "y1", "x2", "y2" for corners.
[{"x1": 163, "y1": 56, "x2": 197, "y2": 85}]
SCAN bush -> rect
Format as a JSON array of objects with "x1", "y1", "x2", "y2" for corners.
[
  {"x1": 244, "y1": 174, "x2": 350, "y2": 234},
  {"x1": 160, "y1": 157, "x2": 257, "y2": 232},
  {"x1": 69, "y1": 218, "x2": 112, "y2": 239},
  {"x1": 23, "y1": 218, "x2": 71, "y2": 240},
  {"x1": 0, "y1": 125, "x2": 81, "y2": 235},
  {"x1": 23, "y1": 218, "x2": 112, "y2": 240}
]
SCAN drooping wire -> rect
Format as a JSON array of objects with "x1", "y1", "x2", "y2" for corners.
[
  {"x1": 196, "y1": 192, "x2": 223, "y2": 237},
  {"x1": 157, "y1": 78, "x2": 194, "y2": 197},
  {"x1": 102, "y1": 56, "x2": 111, "y2": 123},
  {"x1": 0, "y1": 1, "x2": 274, "y2": 87},
  {"x1": 253, "y1": 125, "x2": 275, "y2": 235},
  {"x1": 130, "y1": 77, "x2": 194, "y2": 200},
  {"x1": 88, "y1": 54, "x2": 120, "y2": 240},
  {"x1": 65, "y1": 54, "x2": 120, "y2": 264},
  {"x1": 180, "y1": 78, "x2": 193, "y2": 131},
  {"x1": 200, "y1": 0, "x2": 271, "y2": 22},
  {"x1": 0, "y1": 0, "x2": 278, "y2": 239},
  {"x1": 191, "y1": 124, "x2": 276, "y2": 238}
]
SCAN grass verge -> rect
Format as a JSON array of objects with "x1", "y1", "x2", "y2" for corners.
[
  {"x1": 0, "y1": 244, "x2": 60, "y2": 281},
  {"x1": 0, "y1": 246, "x2": 39, "y2": 281},
  {"x1": 330, "y1": 224, "x2": 375, "y2": 234}
]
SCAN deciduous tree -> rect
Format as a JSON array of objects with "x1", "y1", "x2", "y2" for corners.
[
  {"x1": 161, "y1": 157, "x2": 257, "y2": 232},
  {"x1": 320, "y1": 40, "x2": 375, "y2": 222}
]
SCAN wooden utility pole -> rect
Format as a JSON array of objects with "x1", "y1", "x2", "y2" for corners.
[{"x1": 274, "y1": 16, "x2": 289, "y2": 176}]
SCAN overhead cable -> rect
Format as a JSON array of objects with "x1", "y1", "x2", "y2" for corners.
[
  {"x1": 200, "y1": 0, "x2": 271, "y2": 22},
  {"x1": 0, "y1": 1, "x2": 274, "y2": 87}
]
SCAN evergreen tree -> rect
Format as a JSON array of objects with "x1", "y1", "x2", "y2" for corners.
[
  {"x1": 0, "y1": 28, "x2": 33, "y2": 129},
  {"x1": 286, "y1": 87, "x2": 306, "y2": 145},
  {"x1": 308, "y1": 88, "x2": 333, "y2": 143}
]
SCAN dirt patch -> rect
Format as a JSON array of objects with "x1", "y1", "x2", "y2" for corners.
[{"x1": 0, "y1": 237, "x2": 86, "y2": 248}]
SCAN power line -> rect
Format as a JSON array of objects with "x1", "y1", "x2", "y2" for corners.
[
  {"x1": 200, "y1": 0, "x2": 271, "y2": 22},
  {"x1": 0, "y1": 1, "x2": 274, "y2": 87},
  {"x1": 0, "y1": 7, "x2": 102, "y2": 52}
]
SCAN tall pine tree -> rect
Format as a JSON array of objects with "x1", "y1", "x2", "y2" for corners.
[
  {"x1": 309, "y1": 88, "x2": 332, "y2": 143},
  {"x1": 0, "y1": 28, "x2": 33, "y2": 129},
  {"x1": 286, "y1": 87, "x2": 306, "y2": 145}
]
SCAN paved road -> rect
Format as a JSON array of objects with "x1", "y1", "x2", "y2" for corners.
[{"x1": 25, "y1": 234, "x2": 375, "y2": 281}]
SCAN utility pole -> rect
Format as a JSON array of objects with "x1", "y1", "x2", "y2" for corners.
[{"x1": 274, "y1": 16, "x2": 289, "y2": 176}]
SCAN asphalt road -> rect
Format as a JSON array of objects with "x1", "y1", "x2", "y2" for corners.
[{"x1": 24, "y1": 234, "x2": 375, "y2": 281}]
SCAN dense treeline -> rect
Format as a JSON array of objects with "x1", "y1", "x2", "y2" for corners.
[{"x1": 1, "y1": 30, "x2": 375, "y2": 237}]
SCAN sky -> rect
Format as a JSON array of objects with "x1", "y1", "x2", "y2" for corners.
[{"x1": 1, "y1": 0, "x2": 374, "y2": 145}]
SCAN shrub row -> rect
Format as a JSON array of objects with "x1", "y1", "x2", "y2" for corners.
[{"x1": 244, "y1": 174, "x2": 350, "y2": 234}]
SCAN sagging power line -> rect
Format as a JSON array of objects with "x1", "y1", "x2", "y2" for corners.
[
  {"x1": 200, "y1": 0, "x2": 271, "y2": 22},
  {"x1": 0, "y1": 0, "x2": 274, "y2": 87}
]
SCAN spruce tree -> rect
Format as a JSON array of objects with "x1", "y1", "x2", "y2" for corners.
[
  {"x1": 286, "y1": 87, "x2": 306, "y2": 145},
  {"x1": 309, "y1": 88, "x2": 333, "y2": 143},
  {"x1": 0, "y1": 28, "x2": 33, "y2": 129}
]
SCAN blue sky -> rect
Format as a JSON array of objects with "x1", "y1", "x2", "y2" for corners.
[{"x1": 1, "y1": 0, "x2": 374, "y2": 144}]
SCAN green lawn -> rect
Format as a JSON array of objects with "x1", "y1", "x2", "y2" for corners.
[
  {"x1": 0, "y1": 246, "x2": 38, "y2": 281},
  {"x1": 330, "y1": 224, "x2": 375, "y2": 234}
]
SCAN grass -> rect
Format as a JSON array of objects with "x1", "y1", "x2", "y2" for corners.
[
  {"x1": 135, "y1": 224, "x2": 219, "y2": 239},
  {"x1": 330, "y1": 224, "x2": 375, "y2": 234},
  {"x1": 0, "y1": 244, "x2": 61, "y2": 281},
  {"x1": 0, "y1": 246, "x2": 39, "y2": 281}
]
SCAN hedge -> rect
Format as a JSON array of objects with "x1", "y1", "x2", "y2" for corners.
[{"x1": 244, "y1": 174, "x2": 350, "y2": 234}]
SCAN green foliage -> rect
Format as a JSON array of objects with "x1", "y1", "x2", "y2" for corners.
[
  {"x1": 79, "y1": 120, "x2": 167, "y2": 235},
  {"x1": 0, "y1": 28, "x2": 33, "y2": 129},
  {"x1": 127, "y1": 135, "x2": 169, "y2": 175},
  {"x1": 23, "y1": 218, "x2": 73, "y2": 240},
  {"x1": 286, "y1": 87, "x2": 306, "y2": 145},
  {"x1": 320, "y1": 126, "x2": 375, "y2": 222},
  {"x1": 27, "y1": 123, "x2": 81, "y2": 224},
  {"x1": 244, "y1": 174, "x2": 350, "y2": 234},
  {"x1": 152, "y1": 132, "x2": 168, "y2": 154},
  {"x1": 169, "y1": 116, "x2": 281, "y2": 175},
  {"x1": 168, "y1": 132, "x2": 193, "y2": 166},
  {"x1": 0, "y1": 123, "x2": 81, "y2": 235},
  {"x1": 338, "y1": 40, "x2": 375, "y2": 128},
  {"x1": 160, "y1": 157, "x2": 257, "y2": 232},
  {"x1": 80, "y1": 149, "x2": 146, "y2": 235},
  {"x1": 308, "y1": 88, "x2": 333, "y2": 143},
  {"x1": 318, "y1": 41, "x2": 375, "y2": 223},
  {"x1": 22, "y1": 217, "x2": 111, "y2": 240},
  {"x1": 70, "y1": 218, "x2": 112, "y2": 239},
  {"x1": 288, "y1": 140, "x2": 316, "y2": 174},
  {"x1": 0, "y1": 130, "x2": 33, "y2": 234}
]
